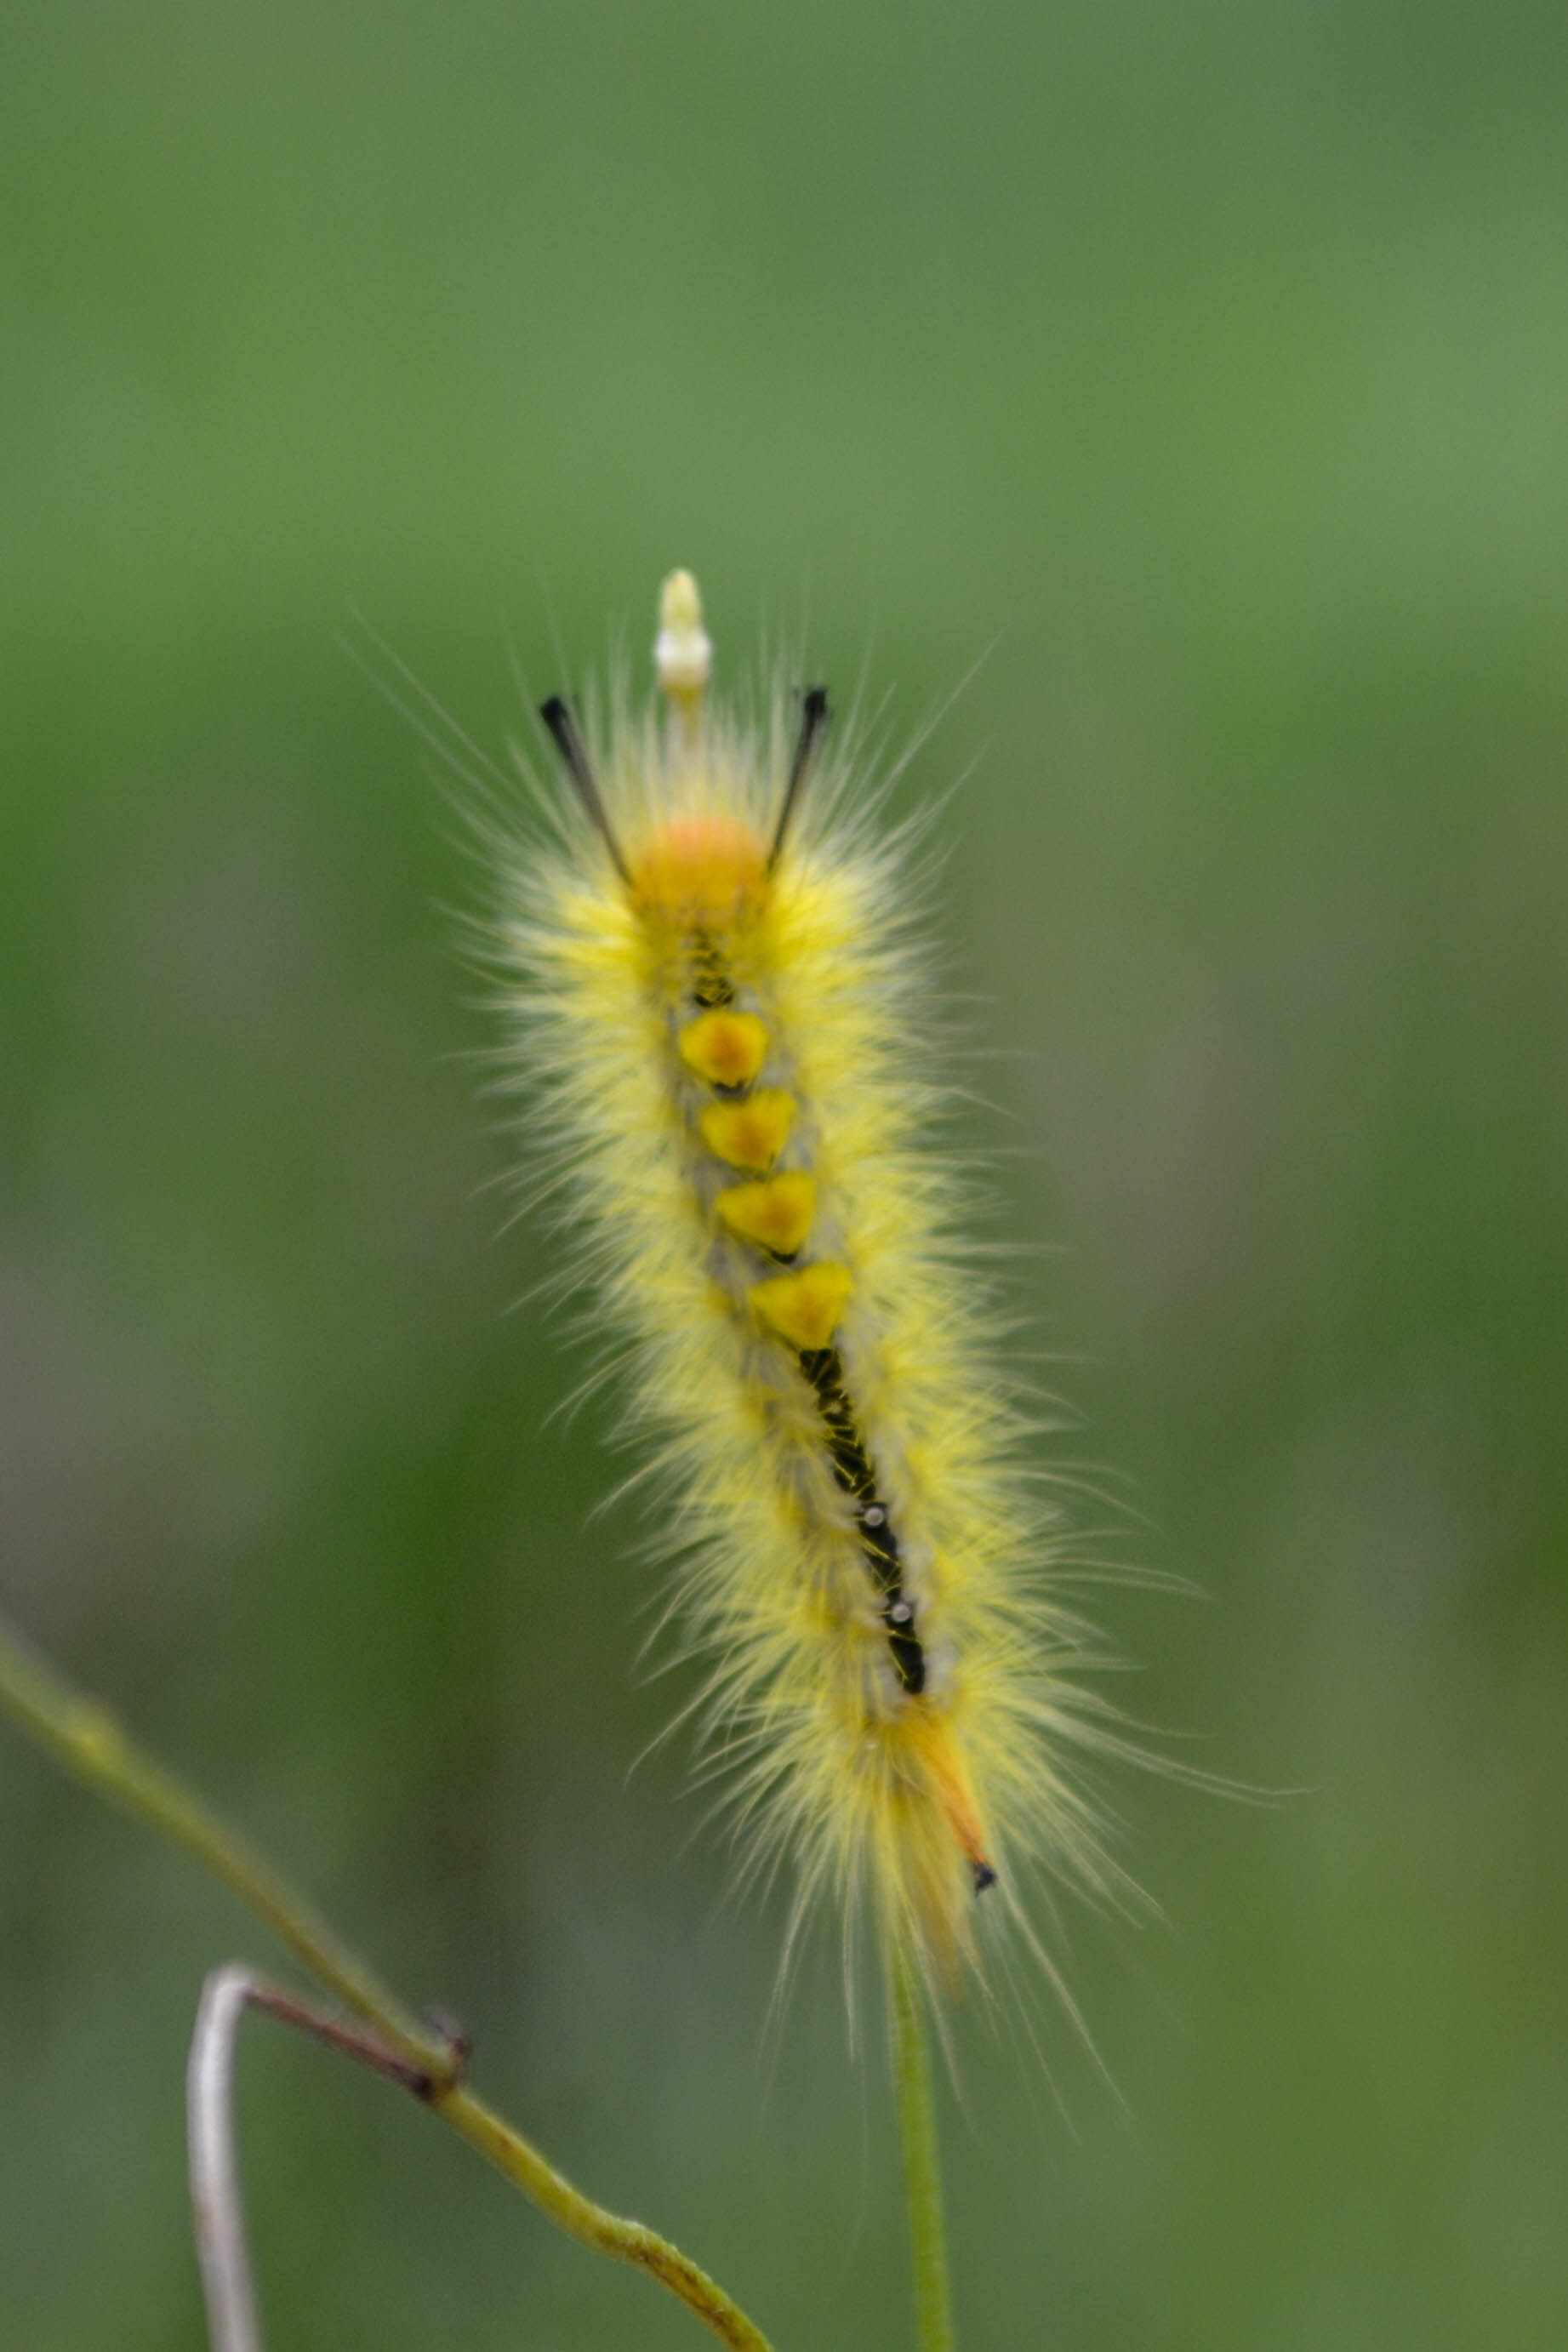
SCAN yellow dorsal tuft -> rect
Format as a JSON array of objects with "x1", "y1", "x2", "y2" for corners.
[
  {"x1": 700, "y1": 1090, "x2": 795, "y2": 1173},
  {"x1": 679, "y1": 1009, "x2": 770, "y2": 1090},
  {"x1": 750, "y1": 1263, "x2": 853, "y2": 1351},
  {"x1": 716, "y1": 1172, "x2": 817, "y2": 1259}
]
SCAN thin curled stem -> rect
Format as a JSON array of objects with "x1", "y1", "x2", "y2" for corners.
[
  {"x1": 890, "y1": 1940, "x2": 955, "y2": 2352},
  {"x1": 0, "y1": 1617, "x2": 774, "y2": 2352},
  {"x1": 190, "y1": 1967, "x2": 269, "y2": 2352},
  {"x1": 191, "y1": 1969, "x2": 462, "y2": 2349}
]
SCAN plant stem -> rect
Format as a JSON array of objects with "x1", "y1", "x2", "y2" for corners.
[
  {"x1": 889, "y1": 1939, "x2": 955, "y2": 2352},
  {"x1": 0, "y1": 1620, "x2": 444, "y2": 2073},
  {"x1": 0, "y1": 1616, "x2": 774, "y2": 2352}
]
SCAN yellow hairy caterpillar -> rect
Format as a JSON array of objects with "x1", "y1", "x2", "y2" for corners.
[{"x1": 493, "y1": 572, "x2": 1130, "y2": 2005}]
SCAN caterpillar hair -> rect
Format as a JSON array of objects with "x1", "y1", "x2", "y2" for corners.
[{"x1": 492, "y1": 571, "x2": 1142, "y2": 2012}]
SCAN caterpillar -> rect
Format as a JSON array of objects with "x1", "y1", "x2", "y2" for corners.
[{"x1": 492, "y1": 572, "x2": 1129, "y2": 2002}]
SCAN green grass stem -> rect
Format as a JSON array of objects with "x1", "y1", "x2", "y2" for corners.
[
  {"x1": 0, "y1": 1615, "x2": 773, "y2": 2352},
  {"x1": 890, "y1": 1938, "x2": 956, "y2": 2352}
]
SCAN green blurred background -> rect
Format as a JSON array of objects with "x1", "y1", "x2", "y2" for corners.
[{"x1": 3, "y1": 3, "x2": 1565, "y2": 2345}]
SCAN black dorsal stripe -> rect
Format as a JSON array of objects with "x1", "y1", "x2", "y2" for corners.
[
  {"x1": 676, "y1": 922, "x2": 925, "y2": 1701},
  {"x1": 798, "y1": 1344, "x2": 925, "y2": 1695}
]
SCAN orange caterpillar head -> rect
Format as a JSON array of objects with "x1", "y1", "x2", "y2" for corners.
[
  {"x1": 631, "y1": 814, "x2": 768, "y2": 925},
  {"x1": 539, "y1": 573, "x2": 829, "y2": 909}
]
